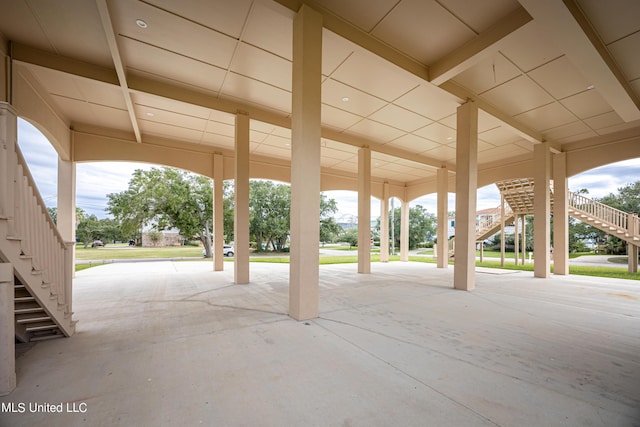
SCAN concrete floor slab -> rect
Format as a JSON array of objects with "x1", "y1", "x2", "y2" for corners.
[{"x1": 1, "y1": 261, "x2": 639, "y2": 426}]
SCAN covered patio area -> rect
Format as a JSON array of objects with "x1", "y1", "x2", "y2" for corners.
[{"x1": 1, "y1": 261, "x2": 638, "y2": 426}]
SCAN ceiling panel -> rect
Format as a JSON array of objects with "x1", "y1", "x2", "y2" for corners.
[
  {"x1": 478, "y1": 126, "x2": 521, "y2": 146},
  {"x1": 478, "y1": 144, "x2": 529, "y2": 163},
  {"x1": 346, "y1": 119, "x2": 405, "y2": 143},
  {"x1": 582, "y1": 111, "x2": 623, "y2": 130},
  {"x1": 331, "y1": 50, "x2": 420, "y2": 102},
  {"x1": 607, "y1": 31, "x2": 640, "y2": 81},
  {"x1": 139, "y1": 120, "x2": 204, "y2": 143},
  {"x1": 323, "y1": 139, "x2": 359, "y2": 154},
  {"x1": 74, "y1": 79, "x2": 127, "y2": 110},
  {"x1": 30, "y1": 67, "x2": 85, "y2": 100},
  {"x1": 543, "y1": 121, "x2": 592, "y2": 141},
  {"x1": 481, "y1": 75, "x2": 554, "y2": 116},
  {"x1": 111, "y1": 0, "x2": 237, "y2": 69},
  {"x1": 146, "y1": 0, "x2": 252, "y2": 39},
  {"x1": 121, "y1": 38, "x2": 227, "y2": 93},
  {"x1": 221, "y1": 73, "x2": 292, "y2": 114},
  {"x1": 85, "y1": 104, "x2": 131, "y2": 131},
  {"x1": 499, "y1": 23, "x2": 563, "y2": 72},
  {"x1": 413, "y1": 122, "x2": 456, "y2": 144},
  {"x1": 386, "y1": 134, "x2": 439, "y2": 152},
  {"x1": 454, "y1": 53, "x2": 522, "y2": 95},
  {"x1": 132, "y1": 92, "x2": 213, "y2": 119},
  {"x1": 253, "y1": 144, "x2": 291, "y2": 160},
  {"x1": 421, "y1": 145, "x2": 456, "y2": 161},
  {"x1": 321, "y1": 104, "x2": 362, "y2": 131},
  {"x1": 201, "y1": 133, "x2": 235, "y2": 150},
  {"x1": 134, "y1": 105, "x2": 207, "y2": 131},
  {"x1": 368, "y1": 104, "x2": 432, "y2": 132},
  {"x1": 514, "y1": 102, "x2": 576, "y2": 131},
  {"x1": 230, "y1": 43, "x2": 292, "y2": 91},
  {"x1": 560, "y1": 90, "x2": 613, "y2": 119},
  {"x1": 0, "y1": 0, "x2": 56, "y2": 56},
  {"x1": 205, "y1": 121, "x2": 234, "y2": 137},
  {"x1": 394, "y1": 84, "x2": 461, "y2": 121},
  {"x1": 438, "y1": 0, "x2": 520, "y2": 33},
  {"x1": 49, "y1": 95, "x2": 101, "y2": 125},
  {"x1": 322, "y1": 30, "x2": 356, "y2": 76},
  {"x1": 371, "y1": 0, "x2": 475, "y2": 64},
  {"x1": 314, "y1": 0, "x2": 398, "y2": 32},
  {"x1": 478, "y1": 110, "x2": 504, "y2": 133},
  {"x1": 322, "y1": 79, "x2": 386, "y2": 117},
  {"x1": 242, "y1": 1, "x2": 294, "y2": 60},
  {"x1": 577, "y1": 0, "x2": 640, "y2": 45},
  {"x1": 527, "y1": 56, "x2": 592, "y2": 100},
  {"x1": 322, "y1": 147, "x2": 357, "y2": 161},
  {"x1": 261, "y1": 134, "x2": 291, "y2": 149}
]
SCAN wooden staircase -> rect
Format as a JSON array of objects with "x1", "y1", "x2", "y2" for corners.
[
  {"x1": 568, "y1": 191, "x2": 640, "y2": 245},
  {"x1": 1, "y1": 133, "x2": 75, "y2": 342}
]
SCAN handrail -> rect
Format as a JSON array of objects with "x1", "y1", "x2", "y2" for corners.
[
  {"x1": 476, "y1": 205, "x2": 512, "y2": 237},
  {"x1": 568, "y1": 191, "x2": 628, "y2": 231},
  {"x1": 568, "y1": 191, "x2": 640, "y2": 243},
  {"x1": 14, "y1": 144, "x2": 68, "y2": 306}
]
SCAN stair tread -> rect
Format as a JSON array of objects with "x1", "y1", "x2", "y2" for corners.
[
  {"x1": 16, "y1": 313, "x2": 52, "y2": 323},
  {"x1": 25, "y1": 321, "x2": 59, "y2": 331}
]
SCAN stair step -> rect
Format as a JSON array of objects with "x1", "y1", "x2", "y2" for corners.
[
  {"x1": 30, "y1": 330, "x2": 64, "y2": 341},
  {"x1": 6, "y1": 235, "x2": 22, "y2": 241},
  {"x1": 14, "y1": 302, "x2": 44, "y2": 314},
  {"x1": 16, "y1": 313, "x2": 52, "y2": 324},
  {"x1": 25, "y1": 321, "x2": 59, "y2": 332},
  {"x1": 15, "y1": 296, "x2": 35, "y2": 303}
]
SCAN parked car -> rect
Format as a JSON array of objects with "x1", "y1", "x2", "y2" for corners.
[
  {"x1": 202, "y1": 245, "x2": 235, "y2": 257},
  {"x1": 91, "y1": 240, "x2": 104, "y2": 247}
]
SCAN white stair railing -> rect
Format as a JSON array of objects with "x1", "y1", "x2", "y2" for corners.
[
  {"x1": 568, "y1": 191, "x2": 639, "y2": 242},
  {"x1": 476, "y1": 205, "x2": 513, "y2": 239}
]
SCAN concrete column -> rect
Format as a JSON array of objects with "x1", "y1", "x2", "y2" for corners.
[
  {"x1": 437, "y1": 167, "x2": 448, "y2": 268},
  {"x1": 500, "y1": 194, "x2": 505, "y2": 267},
  {"x1": 534, "y1": 142, "x2": 552, "y2": 278},
  {"x1": 454, "y1": 101, "x2": 478, "y2": 291},
  {"x1": 289, "y1": 4, "x2": 322, "y2": 321},
  {"x1": 358, "y1": 147, "x2": 371, "y2": 273},
  {"x1": 522, "y1": 215, "x2": 527, "y2": 264},
  {"x1": 57, "y1": 158, "x2": 76, "y2": 277},
  {"x1": 514, "y1": 214, "x2": 519, "y2": 266},
  {"x1": 628, "y1": 244, "x2": 638, "y2": 274},
  {"x1": 380, "y1": 182, "x2": 389, "y2": 263},
  {"x1": 553, "y1": 152, "x2": 569, "y2": 275},
  {"x1": 0, "y1": 263, "x2": 16, "y2": 396},
  {"x1": 358, "y1": 147, "x2": 371, "y2": 274},
  {"x1": 400, "y1": 200, "x2": 409, "y2": 261},
  {"x1": 213, "y1": 153, "x2": 224, "y2": 272},
  {"x1": 234, "y1": 112, "x2": 250, "y2": 284}
]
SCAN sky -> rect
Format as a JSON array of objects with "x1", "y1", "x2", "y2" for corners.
[{"x1": 17, "y1": 118, "x2": 640, "y2": 221}]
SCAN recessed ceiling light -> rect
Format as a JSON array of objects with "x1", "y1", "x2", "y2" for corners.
[
  {"x1": 341, "y1": 97, "x2": 350, "y2": 102},
  {"x1": 285, "y1": 143, "x2": 290, "y2": 147},
  {"x1": 136, "y1": 19, "x2": 148, "y2": 29},
  {"x1": 446, "y1": 137, "x2": 453, "y2": 141},
  {"x1": 587, "y1": 84, "x2": 595, "y2": 90},
  {"x1": 146, "y1": 112, "x2": 154, "y2": 117}
]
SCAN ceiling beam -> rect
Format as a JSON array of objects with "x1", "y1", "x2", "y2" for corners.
[
  {"x1": 430, "y1": 6, "x2": 533, "y2": 86},
  {"x1": 518, "y1": 0, "x2": 640, "y2": 122},
  {"x1": 95, "y1": 0, "x2": 141, "y2": 142}
]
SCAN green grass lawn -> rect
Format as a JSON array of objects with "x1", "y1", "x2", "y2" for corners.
[{"x1": 74, "y1": 245, "x2": 639, "y2": 280}]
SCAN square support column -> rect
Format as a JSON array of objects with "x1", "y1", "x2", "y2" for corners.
[
  {"x1": 213, "y1": 153, "x2": 224, "y2": 272},
  {"x1": 358, "y1": 147, "x2": 371, "y2": 273},
  {"x1": 289, "y1": 4, "x2": 322, "y2": 321},
  {"x1": 553, "y1": 152, "x2": 569, "y2": 275},
  {"x1": 522, "y1": 215, "x2": 527, "y2": 264},
  {"x1": 514, "y1": 214, "x2": 519, "y2": 266},
  {"x1": 0, "y1": 263, "x2": 16, "y2": 396},
  {"x1": 628, "y1": 244, "x2": 638, "y2": 273},
  {"x1": 534, "y1": 143, "x2": 552, "y2": 278},
  {"x1": 500, "y1": 194, "x2": 505, "y2": 267},
  {"x1": 437, "y1": 167, "x2": 448, "y2": 268},
  {"x1": 56, "y1": 157, "x2": 76, "y2": 288},
  {"x1": 380, "y1": 182, "x2": 389, "y2": 263},
  {"x1": 453, "y1": 101, "x2": 478, "y2": 291},
  {"x1": 400, "y1": 200, "x2": 409, "y2": 262},
  {"x1": 234, "y1": 112, "x2": 250, "y2": 284}
]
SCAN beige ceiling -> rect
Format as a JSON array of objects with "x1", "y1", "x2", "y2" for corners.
[{"x1": 1, "y1": 0, "x2": 639, "y2": 186}]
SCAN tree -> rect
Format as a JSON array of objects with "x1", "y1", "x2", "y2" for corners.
[
  {"x1": 340, "y1": 227, "x2": 359, "y2": 249},
  {"x1": 249, "y1": 180, "x2": 290, "y2": 251},
  {"x1": 319, "y1": 193, "x2": 341, "y2": 245},
  {"x1": 76, "y1": 214, "x2": 102, "y2": 248},
  {"x1": 107, "y1": 167, "x2": 214, "y2": 255},
  {"x1": 378, "y1": 205, "x2": 436, "y2": 250}
]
